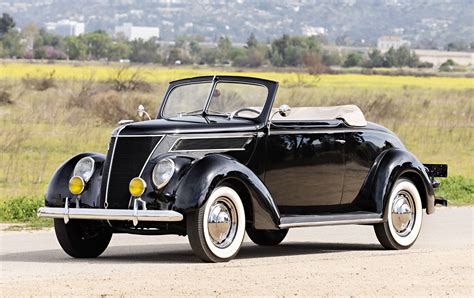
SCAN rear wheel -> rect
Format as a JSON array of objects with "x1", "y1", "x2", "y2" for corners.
[
  {"x1": 187, "y1": 186, "x2": 246, "y2": 262},
  {"x1": 246, "y1": 227, "x2": 288, "y2": 246},
  {"x1": 54, "y1": 219, "x2": 112, "y2": 258},
  {"x1": 374, "y1": 179, "x2": 423, "y2": 250}
]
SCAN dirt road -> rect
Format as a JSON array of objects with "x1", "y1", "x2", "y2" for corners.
[{"x1": 1, "y1": 207, "x2": 472, "y2": 296}]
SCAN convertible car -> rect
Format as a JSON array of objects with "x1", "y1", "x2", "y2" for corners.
[{"x1": 38, "y1": 75, "x2": 447, "y2": 262}]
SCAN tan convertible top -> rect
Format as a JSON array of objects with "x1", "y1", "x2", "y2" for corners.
[{"x1": 272, "y1": 105, "x2": 367, "y2": 127}]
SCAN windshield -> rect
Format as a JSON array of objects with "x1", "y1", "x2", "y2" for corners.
[{"x1": 162, "y1": 81, "x2": 268, "y2": 119}]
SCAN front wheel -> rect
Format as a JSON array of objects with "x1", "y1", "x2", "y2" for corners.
[
  {"x1": 374, "y1": 179, "x2": 423, "y2": 250},
  {"x1": 54, "y1": 219, "x2": 112, "y2": 258},
  {"x1": 187, "y1": 186, "x2": 246, "y2": 262}
]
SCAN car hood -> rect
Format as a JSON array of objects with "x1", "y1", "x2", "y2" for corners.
[{"x1": 115, "y1": 116, "x2": 260, "y2": 136}]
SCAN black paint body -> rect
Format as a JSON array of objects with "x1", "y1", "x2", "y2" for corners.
[{"x1": 45, "y1": 76, "x2": 437, "y2": 233}]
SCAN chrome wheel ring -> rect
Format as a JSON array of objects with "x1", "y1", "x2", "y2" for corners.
[
  {"x1": 207, "y1": 197, "x2": 237, "y2": 248},
  {"x1": 391, "y1": 190, "x2": 415, "y2": 237}
]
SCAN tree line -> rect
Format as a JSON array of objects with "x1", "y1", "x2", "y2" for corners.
[{"x1": 1, "y1": 13, "x2": 433, "y2": 71}]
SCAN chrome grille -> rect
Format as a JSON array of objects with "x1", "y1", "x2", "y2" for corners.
[{"x1": 100, "y1": 136, "x2": 162, "y2": 209}]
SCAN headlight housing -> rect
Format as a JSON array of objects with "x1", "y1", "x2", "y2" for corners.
[
  {"x1": 73, "y1": 157, "x2": 95, "y2": 183},
  {"x1": 152, "y1": 158, "x2": 175, "y2": 189}
]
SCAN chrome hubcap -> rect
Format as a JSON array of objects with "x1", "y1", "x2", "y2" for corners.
[
  {"x1": 391, "y1": 191, "x2": 415, "y2": 236},
  {"x1": 208, "y1": 197, "x2": 237, "y2": 248}
]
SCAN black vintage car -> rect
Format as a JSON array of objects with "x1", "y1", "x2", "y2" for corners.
[{"x1": 38, "y1": 76, "x2": 447, "y2": 262}]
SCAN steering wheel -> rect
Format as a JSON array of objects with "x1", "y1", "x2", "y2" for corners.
[{"x1": 231, "y1": 107, "x2": 260, "y2": 118}]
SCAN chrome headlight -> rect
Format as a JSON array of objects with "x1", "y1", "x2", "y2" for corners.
[
  {"x1": 73, "y1": 157, "x2": 95, "y2": 183},
  {"x1": 152, "y1": 158, "x2": 175, "y2": 189}
]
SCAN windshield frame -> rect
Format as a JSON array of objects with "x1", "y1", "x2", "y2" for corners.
[{"x1": 158, "y1": 75, "x2": 278, "y2": 127}]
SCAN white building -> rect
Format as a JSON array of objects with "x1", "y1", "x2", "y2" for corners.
[
  {"x1": 46, "y1": 20, "x2": 85, "y2": 37},
  {"x1": 114, "y1": 23, "x2": 160, "y2": 41},
  {"x1": 414, "y1": 49, "x2": 474, "y2": 67},
  {"x1": 301, "y1": 25, "x2": 327, "y2": 36},
  {"x1": 377, "y1": 36, "x2": 410, "y2": 52}
]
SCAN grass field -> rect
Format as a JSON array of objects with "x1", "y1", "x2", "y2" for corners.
[{"x1": 0, "y1": 61, "x2": 473, "y2": 225}]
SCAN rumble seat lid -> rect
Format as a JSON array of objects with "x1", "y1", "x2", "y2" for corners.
[{"x1": 273, "y1": 105, "x2": 367, "y2": 127}]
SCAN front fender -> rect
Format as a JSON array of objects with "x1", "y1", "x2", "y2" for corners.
[
  {"x1": 173, "y1": 154, "x2": 280, "y2": 229},
  {"x1": 45, "y1": 152, "x2": 105, "y2": 208},
  {"x1": 354, "y1": 148, "x2": 435, "y2": 215}
]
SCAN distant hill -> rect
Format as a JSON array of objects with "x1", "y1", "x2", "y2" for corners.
[{"x1": 4, "y1": 0, "x2": 473, "y2": 47}]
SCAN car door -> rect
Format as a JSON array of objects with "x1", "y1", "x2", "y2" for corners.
[{"x1": 265, "y1": 124, "x2": 346, "y2": 215}]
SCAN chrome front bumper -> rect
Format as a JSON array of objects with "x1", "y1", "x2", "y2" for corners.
[
  {"x1": 38, "y1": 197, "x2": 183, "y2": 226},
  {"x1": 38, "y1": 207, "x2": 182, "y2": 222}
]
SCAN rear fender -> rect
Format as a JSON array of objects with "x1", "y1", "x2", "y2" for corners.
[
  {"x1": 45, "y1": 152, "x2": 105, "y2": 208},
  {"x1": 354, "y1": 149, "x2": 435, "y2": 215},
  {"x1": 173, "y1": 154, "x2": 280, "y2": 229}
]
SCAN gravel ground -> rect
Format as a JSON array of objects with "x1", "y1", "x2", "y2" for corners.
[{"x1": 0, "y1": 206, "x2": 472, "y2": 296}]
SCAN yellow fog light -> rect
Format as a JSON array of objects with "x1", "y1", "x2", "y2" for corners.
[
  {"x1": 69, "y1": 176, "x2": 85, "y2": 195},
  {"x1": 129, "y1": 177, "x2": 146, "y2": 197}
]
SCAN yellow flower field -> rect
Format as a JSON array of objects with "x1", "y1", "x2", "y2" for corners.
[{"x1": 1, "y1": 62, "x2": 473, "y2": 90}]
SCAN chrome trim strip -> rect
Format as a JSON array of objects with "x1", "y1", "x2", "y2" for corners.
[
  {"x1": 269, "y1": 129, "x2": 388, "y2": 135},
  {"x1": 116, "y1": 134, "x2": 166, "y2": 138},
  {"x1": 170, "y1": 133, "x2": 256, "y2": 138},
  {"x1": 278, "y1": 218, "x2": 383, "y2": 229},
  {"x1": 38, "y1": 207, "x2": 183, "y2": 223},
  {"x1": 104, "y1": 125, "x2": 127, "y2": 209},
  {"x1": 171, "y1": 148, "x2": 246, "y2": 153},
  {"x1": 169, "y1": 135, "x2": 253, "y2": 152}
]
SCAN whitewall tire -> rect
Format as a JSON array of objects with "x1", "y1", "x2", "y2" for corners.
[
  {"x1": 187, "y1": 185, "x2": 246, "y2": 262},
  {"x1": 374, "y1": 179, "x2": 423, "y2": 249}
]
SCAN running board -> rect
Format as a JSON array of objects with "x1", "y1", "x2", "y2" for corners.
[{"x1": 279, "y1": 213, "x2": 383, "y2": 229}]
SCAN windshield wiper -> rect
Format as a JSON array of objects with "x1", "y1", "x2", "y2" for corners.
[
  {"x1": 207, "y1": 110, "x2": 231, "y2": 118},
  {"x1": 178, "y1": 109, "x2": 204, "y2": 117}
]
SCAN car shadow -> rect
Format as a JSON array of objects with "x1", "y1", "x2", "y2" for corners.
[
  {"x1": 238, "y1": 242, "x2": 382, "y2": 260},
  {"x1": 1, "y1": 241, "x2": 382, "y2": 264}
]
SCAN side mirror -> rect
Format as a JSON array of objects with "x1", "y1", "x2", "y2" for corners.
[
  {"x1": 137, "y1": 104, "x2": 145, "y2": 118},
  {"x1": 137, "y1": 104, "x2": 151, "y2": 120},
  {"x1": 268, "y1": 104, "x2": 291, "y2": 128},
  {"x1": 278, "y1": 104, "x2": 291, "y2": 117}
]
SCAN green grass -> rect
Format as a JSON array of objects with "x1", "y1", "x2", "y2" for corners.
[
  {"x1": 0, "y1": 195, "x2": 52, "y2": 228},
  {"x1": 437, "y1": 176, "x2": 474, "y2": 205}
]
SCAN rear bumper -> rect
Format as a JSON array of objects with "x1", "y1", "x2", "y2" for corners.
[
  {"x1": 37, "y1": 207, "x2": 183, "y2": 224},
  {"x1": 424, "y1": 164, "x2": 448, "y2": 178}
]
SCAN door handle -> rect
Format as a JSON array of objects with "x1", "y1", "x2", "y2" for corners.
[{"x1": 335, "y1": 139, "x2": 346, "y2": 144}]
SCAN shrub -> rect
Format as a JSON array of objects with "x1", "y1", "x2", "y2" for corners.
[
  {"x1": 90, "y1": 90, "x2": 131, "y2": 125},
  {"x1": 343, "y1": 52, "x2": 364, "y2": 68},
  {"x1": 303, "y1": 52, "x2": 327, "y2": 74},
  {"x1": 0, "y1": 90, "x2": 13, "y2": 105},
  {"x1": 0, "y1": 196, "x2": 44, "y2": 222},
  {"x1": 417, "y1": 61, "x2": 434, "y2": 68},
  {"x1": 67, "y1": 76, "x2": 97, "y2": 109},
  {"x1": 109, "y1": 67, "x2": 152, "y2": 92},
  {"x1": 439, "y1": 59, "x2": 456, "y2": 72},
  {"x1": 21, "y1": 70, "x2": 56, "y2": 91}
]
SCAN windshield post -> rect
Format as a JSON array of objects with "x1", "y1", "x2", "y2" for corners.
[{"x1": 202, "y1": 75, "x2": 217, "y2": 116}]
